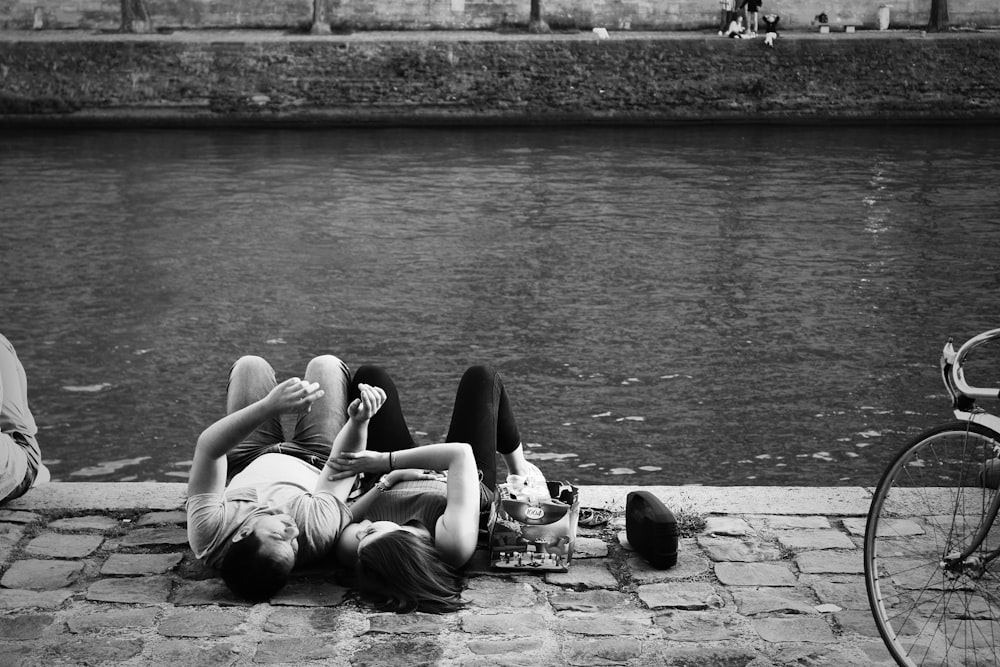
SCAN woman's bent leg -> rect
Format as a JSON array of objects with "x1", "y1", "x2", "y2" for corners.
[
  {"x1": 350, "y1": 365, "x2": 415, "y2": 453},
  {"x1": 225, "y1": 356, "x2": 284, "y2": 478},
  {"x1": 445, "y1": 364, "x2": 522, "y2": 492}
]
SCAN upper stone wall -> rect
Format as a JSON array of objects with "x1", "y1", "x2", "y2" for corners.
[{"x1": 1, "y1": 33, "x2": 999, "y2": 125}]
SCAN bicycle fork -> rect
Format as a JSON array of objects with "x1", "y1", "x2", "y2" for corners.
[{"x1": 940, "y1": 411, "x2": 1000, "y2": 578}]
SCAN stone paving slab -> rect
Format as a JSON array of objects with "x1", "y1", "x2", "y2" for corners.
[{"x1": 0, "y1": 483, "x2": 905, "y2": 666}]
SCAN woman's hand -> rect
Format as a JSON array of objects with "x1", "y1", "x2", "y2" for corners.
[
  {"x1": 348, "y1": 383, "x2": 386, "y2": 422},
  {"x1": 326, "y1": 450, "x2": 390, "y2": 480},
  {"x1": 266, "y1": 377, "x2": 324, "y2": 415}
]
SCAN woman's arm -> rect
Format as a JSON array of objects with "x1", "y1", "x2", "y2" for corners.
[
  {"x1": 313, "y1": 383, "x2": 386, "y2": 503},
  {"x1": 328, "y1": 442, "x2": 481, "y2": 565},
  {"x1": 432, "y1": 445, "x2": 480, "y2": 566},
  {"x1": 187, "y1": 378, "x2": 323, "y2": 498}
]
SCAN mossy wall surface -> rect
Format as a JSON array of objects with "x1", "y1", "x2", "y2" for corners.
[{"x1": 1, "y1": 35, "x2": 998, "y2": 125}]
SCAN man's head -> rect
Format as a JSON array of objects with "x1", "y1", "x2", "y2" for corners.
[{"x1": 220, "y1": 513, "x2": 299, "y2": 602}]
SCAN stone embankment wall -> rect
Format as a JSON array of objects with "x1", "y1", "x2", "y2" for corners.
[
  {"x1": 1, "y1": 0, "x2": 998, "y2": 32},
  {"x1": 1, "y1": 33, "x2": 999, "y2": 125}
]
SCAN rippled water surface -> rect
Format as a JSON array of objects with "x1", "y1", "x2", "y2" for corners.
[{"x1": 3, "y1": 125, "x2": 1000, "y2": 485}]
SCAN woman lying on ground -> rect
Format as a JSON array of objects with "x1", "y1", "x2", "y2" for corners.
[
  {"x1": 186, "y1": 354, "x2": 385, "y2": 602},
  {"x1": 328, "y1": 363, "x2": 544, "y2": 613}
]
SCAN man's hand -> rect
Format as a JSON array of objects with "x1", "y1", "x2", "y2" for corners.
[
  {"x1": 266, "y1": 377, "x2": 324, "y2": 415},
  {"x1": 347, "y1": 383, "x2": 386, "y2": 422}
]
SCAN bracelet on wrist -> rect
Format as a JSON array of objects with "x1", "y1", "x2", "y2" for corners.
[
  {"x1": 374, "y1": 474, "x2": 393, "y2": 493},
  {"x1": 388, "y1": 451, "x2": 395, "y2": 471}
]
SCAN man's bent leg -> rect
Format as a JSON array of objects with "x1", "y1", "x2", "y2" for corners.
[
  {"x1": 225, "y1": 356, "x2": 284, "y2": 478},
  {"x1": 0, "y1": 334, "x2": 37, "y2": 439},
  {"x1": 0, "y1": 433, "x2": 31, "y2": 503},
  {"x1": 290, "y1": 355, "x2": 351, "y2": 465},
  {"x1": 0, "y1": 334, "x2": 42, "y2": 503}
]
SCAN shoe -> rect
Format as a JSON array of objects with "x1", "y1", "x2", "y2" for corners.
[
  {"x1": 625, "y1": 491, "x2": 678, "y2": 569},
  {"x1": 32, "y1": 463, "x2": 51, "y2": 486},
  {"x1": 718, "y1": 30, "x2": 723, "y2": 35},
  {"x1": 578, "y1": 508, "x2": 611, "y2": 527}
]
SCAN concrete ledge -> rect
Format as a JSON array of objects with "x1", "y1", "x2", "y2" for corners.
[
  {"x1": 580, "y1": 485, "x2": 874, "y2": 515},
  {"x1": 6, "y1": 482, "x2": 187, "y2": 512},
  {"x1": 6, "y1": 482, "x2": 874, "y2": 515}
]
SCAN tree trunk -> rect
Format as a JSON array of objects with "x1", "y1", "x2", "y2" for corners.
[
  {"x1": 120, "y1": 0, "x2": 151, "y2": 33},
  {"x1": 928, "y1": 0, "x2": 949, "y2": 31},
  {"x1": 528, "y1": 0, "x2": 550, "y2": 33},
  {"x1": 310, "y1": 0, "x2": 331, "y2": 34}
]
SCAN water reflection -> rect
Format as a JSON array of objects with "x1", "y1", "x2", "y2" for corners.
[{"x1": 2, "y1": 125, "x2": 1000, "y2": 485}]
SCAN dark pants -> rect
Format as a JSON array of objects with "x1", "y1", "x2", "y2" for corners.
[{"x1": 350, "y1": 364, "x2": 522, "y2": 493}]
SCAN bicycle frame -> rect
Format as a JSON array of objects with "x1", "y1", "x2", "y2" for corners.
[{"x1": 939, "y1": 328, "x2": 1000, "y2": 568}]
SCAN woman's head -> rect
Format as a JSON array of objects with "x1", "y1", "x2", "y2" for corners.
[
  {"x1": 220, "y1": 513, "x2": 299, "y2": 602},
  {"x1": 355, "y1": 523, "x2": 464, "y2": 614}
]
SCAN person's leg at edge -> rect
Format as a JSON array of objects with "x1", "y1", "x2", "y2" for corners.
[
  {"x1": 349, "y1": 365, "x2": 416, "y2": 454},
  {"x1": 288, "y1": 355, "x2": 351, "y2": 467},
  {"x1": 225, "y1": 355, "x2": 285, "y2": 479},
  {"x1": 445, "y1": 364, "x2": 536, "y2": 494},
  {"x1": 0, "y1": 334, "x2": 44, "y2": 503}
]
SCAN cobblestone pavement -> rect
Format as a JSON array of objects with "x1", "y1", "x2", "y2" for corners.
[{"x1": 0, "y1": 483, "x2": 899, "y2": 666}]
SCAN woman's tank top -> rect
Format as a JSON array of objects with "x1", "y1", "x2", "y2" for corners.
[{"x1": 367, "y1": 479, "x2": 448, "y2": 538}]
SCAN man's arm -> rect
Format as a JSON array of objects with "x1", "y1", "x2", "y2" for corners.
[{"x1": 187, "y1": 377, "x2": 323, "y2": 498}]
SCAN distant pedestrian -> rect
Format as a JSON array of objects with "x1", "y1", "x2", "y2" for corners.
[
  {"x1": 726, "y1": 14, "x2": 747, "y2": 38},
  {"x1": 718, "y1": 0, "x2": 734, "y2": 34},
  {"x1": 740, "y1": 0, "x2": 762, "y2": 35},
  {"x1": 762, "y1": 13, "x2": 780, "y2": 46}
]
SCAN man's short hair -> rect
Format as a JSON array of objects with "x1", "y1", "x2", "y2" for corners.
[{"x1": 219, "y1": 533, "x2": 294, "y2": 602}]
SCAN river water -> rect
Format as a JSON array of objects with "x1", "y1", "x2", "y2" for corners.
[{"x1": 2, "y1": 125, "x2": 1000, "y2": 486}]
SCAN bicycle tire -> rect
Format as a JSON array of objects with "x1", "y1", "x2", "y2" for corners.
[{"x1": 864, "y1": 420, "x2": 1000, "y2": 667}]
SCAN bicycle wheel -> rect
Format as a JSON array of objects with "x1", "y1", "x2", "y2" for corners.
[{"x1": 865, "y1": 421, "x2": 1000, "y2": 667}]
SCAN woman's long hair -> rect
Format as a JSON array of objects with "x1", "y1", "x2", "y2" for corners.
[{"x1": 356, "y1": 531, "x2": 465, "y2": 614}]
